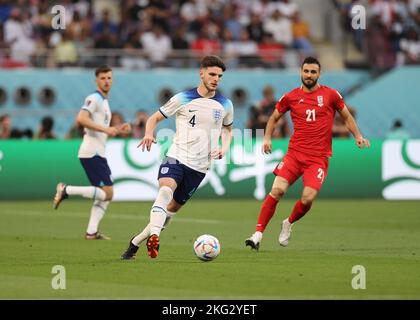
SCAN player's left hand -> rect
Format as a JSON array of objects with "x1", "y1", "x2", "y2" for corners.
[
  {"x1": 356, "y1": 136, "x2": 370, "y2": 149},
  {"x1": 210, "y1": 148, "x2": 224, "y2": 160}
]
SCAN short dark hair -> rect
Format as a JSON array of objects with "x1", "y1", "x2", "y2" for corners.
[
  {"x1": 200, "y1": 55, "x2": 226, "y2": 71},
  {"x1": 301, "y1": 57, "x2": 321, "y2": 70},
  {"x1": 95, "y1": 65, "x2": 112, "y2": 76}
]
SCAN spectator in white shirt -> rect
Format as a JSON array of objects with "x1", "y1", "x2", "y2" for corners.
[{"x1": 141, "y1": 24, "x2": 172, "y2": 67}]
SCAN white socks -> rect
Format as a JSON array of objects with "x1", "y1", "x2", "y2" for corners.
[
  {"x1": 149, "y1": 186, "x2": 173, "y2": 236},
  {"x1": 252, "y1": 231, "x2": 263, "y2": 244},
  {"x1": 132, "y1": 210, "x2": 176, "y2": 246},
  {"x1": 86, "y1": 200, "x2": 109, "y2": 234},
  {"x1": 66, "y1": 186, "x2": 106, "y2": 200}
]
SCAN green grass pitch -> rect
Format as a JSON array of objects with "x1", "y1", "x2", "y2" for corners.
[{"x1": 0, "y1": 199, "x2": 419, "y2": 299}]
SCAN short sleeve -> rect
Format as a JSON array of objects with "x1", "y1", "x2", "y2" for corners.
[
  {"x1": 81, "y1": 94, "x2": 98, "y2": 114},
  {"x1": 223, "y1": 99, "x2": 234, "y2": 126},
  {"x1": 159, "y1": 92, "x2": 186, "y2": 118},
  {"x1": 275, "y1": 94, "x2": 290, "y2": 113},
  {"x1": 332, "y1": 89, "x2": 346, "y2": 111}
]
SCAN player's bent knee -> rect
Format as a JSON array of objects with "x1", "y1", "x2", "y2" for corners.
[
  {"x1": 301, "y1": 191, "x2": 317, "y2": 206},
  {"x1": 102, "y1": 187, "x2": 113, "y2": 201},
  {"x1": 301, "y1": 197, "x2": 313, "y2": 206},
  {"x1": 270, "y1": 187, "x2": 285, "y2": 200}
]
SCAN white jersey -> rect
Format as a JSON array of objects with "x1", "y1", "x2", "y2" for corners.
[
  {"x1": 160, "y1": 88, "x2": 234, "y2": 173},
  {"x1": 78, "y1": 91, "x2": 111, "y2": 158}
]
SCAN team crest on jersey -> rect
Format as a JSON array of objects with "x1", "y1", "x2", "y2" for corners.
[
  {"x1": 317, "y1": 96, "x2": 324, "y2": 107},
  {"x1": 277, "y1": 162, "x2": 284, "y2": 170},
  {"x1": 161, "y1": 167, "x2": 169, "y2": 174},
  {"x1": 213, "y1": 109, "x2": 222, "y2": 123}
]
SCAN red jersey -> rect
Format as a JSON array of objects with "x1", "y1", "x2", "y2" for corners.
[{"x1": 275, "y1": 85, "x2": 346, "y2": 157}]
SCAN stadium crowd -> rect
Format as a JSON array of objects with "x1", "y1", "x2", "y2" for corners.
[
  {"x1": 0, "y1": 0, "x2": 314, "y2": 69},
  {"x1": 0, "y1": 0, "x2": 418, "y2": 70},
  {"x1": 335, "y1": 0, "x2": 420, "y2": 70}
]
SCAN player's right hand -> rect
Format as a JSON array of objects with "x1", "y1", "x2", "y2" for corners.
[
  {"x1": 106, "y1": 127, "x2": 119, "y2": 137},
  {"x1": 262, "y1": 139, "x2": 272, "y2": 154},
  {"x1": 138, "y1": 135, "x2": 156, "y2": 152}
]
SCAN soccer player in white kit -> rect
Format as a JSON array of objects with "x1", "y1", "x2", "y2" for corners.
[
  {"x1": 53, "y1": 65, "x2": 131, "y2": 240},
  {"x1": 121, "y1": 56, "x2": 234, "y2": 259}
]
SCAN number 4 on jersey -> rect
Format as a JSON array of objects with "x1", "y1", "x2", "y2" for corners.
[{"x1": 189, "y1": 115, "x2": 196, "y2": 127}]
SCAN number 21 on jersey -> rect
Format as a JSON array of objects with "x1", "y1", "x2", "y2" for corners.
[{"x1": 306, "y1": 109, "x2": 316, "y2": 122}]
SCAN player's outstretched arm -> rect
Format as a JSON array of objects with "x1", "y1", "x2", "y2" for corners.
[
  {"x1": 338, "y1": 106, "x2": 370, "y2": 149},
  {"x1": 137, "y1": 111, "x2": 165, "y2": 152},
  {"x1": 263, "y1": 109, "x2": 284, "y2": 154},
  {"x1": 76, "y1": 110, "x2": 118, "y2": 136}
]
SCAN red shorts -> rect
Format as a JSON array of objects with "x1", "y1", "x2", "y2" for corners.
[{"x1": 273, "y1": 149, "x2": 329, "y2": 191}]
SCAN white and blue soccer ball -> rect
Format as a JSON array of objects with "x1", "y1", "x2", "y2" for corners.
[{"x1": 193, "y1": 234, "x2": 220, "y2": 262}]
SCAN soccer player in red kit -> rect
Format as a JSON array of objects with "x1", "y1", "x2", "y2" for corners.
[{"x1": 245, "y1": 57, "x2": 370, "y2": 250}]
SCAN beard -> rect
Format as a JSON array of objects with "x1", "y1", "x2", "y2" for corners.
[
  {"x1": 205, "y1": 82, "x2": 217, "y2": 92},
  {"x1": 301, "y1": 77, "x2": 318, "y2": 90}
]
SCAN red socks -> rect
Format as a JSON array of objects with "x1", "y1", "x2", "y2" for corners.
[
  {"x1": 288, "y1": 199, "x2": 312, "y2": 223},
  {"x1": 256, "y1": 194, "x2": 279, "y2": 232}
]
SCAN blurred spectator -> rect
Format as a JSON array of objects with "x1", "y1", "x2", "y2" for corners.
[
  {"x1": 263, "y1": 9, "x2": 293, "y2": 47},
  {"x1": 145, "y1": 0, "x2": 172, "y2": 33},
  {"x1": 397, "y1": 28, "x2": 420, "y2": 65},
  {"x1": 0, "y1": 113, "x2": 11, "y2": 139},
  {"x1": 247, "y1": 85, "x2": 290, "y2": 138},
  {"x1": 68, "y1": 10, "x2": 92, "y2": 44},
  {"x1": 3, "y1": 7, "x2": 35, "y2": 64},
  {"x1": 131, "y1": 110, "x2": 149, "y2": 139},
  {"x1": 111, "y1": 111, "x2": 130, "y2": 138},
  {"x1": 292, "y1": 11, "x2": 315, "y2": 56},
  {"x1": 366, "y1": 14, "x2": 396, "y2": 74},
  {"x1": 36, "y1": 116, "x2": 56, "y2": 139},
  {"x1": 224, "y1": 28, "x2": 259, "y2": 68},
  {"x1": 180, "y1": 0, "x2": 209, "y2": 33},
  {"x1": 277, "y1": 0, "x2": 299, "y2": 18},
  {"x1": 54, "y1": 30, "x2": 78, "y2": 67},
  {"x1": 223, "y1": 3, "x2": 242, "y2": 40},
  {"x1": 93, "y1": 9, "x2": 118, "y2": 50},
  {"x1": 370, "y1": 0, "x2": 399, "y2": 29},
  {"x1": 123, "y1": 0, "x2": 146, "y2": 24},
  {"x1": 258, "y1": 32, "x2": 285, "y2": 68},
  {"x1": 251, "y1": 0, "x2": 277, "y2": 20},
  {"x1": 121, "y1": 30, "x2": 148, "y2": 70},
  {"x1": 332, "y1": 106, "x2": 356, "y2": 138},
  {"x1": 93, "y1": 9, "x2": 118, "y2": 39},
  {"x1": 66, "y1": 120, "x2": 84, "y2": 139},
  {"x1": 386, "y1": 119, "x2": 410, "y2": 139},
  {"x1": 172, "y1": 24, "x2": 190, "y2": 50},
  {"x1": 191, "y1": 24, "x2": 222, "y2": 57},
  {"x1": 141, "y1": 24, "x2": 172, "y2": 67},
  {"x1": 247, "y1": 12, "x2": 264, "y2": 43}
]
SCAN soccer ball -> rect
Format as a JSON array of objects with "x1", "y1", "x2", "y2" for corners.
[{"x1": 193, "y1": 234, "x2": 220, "y2": 262}]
